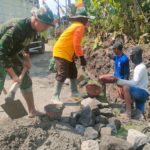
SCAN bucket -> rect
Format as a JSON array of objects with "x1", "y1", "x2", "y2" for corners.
[
  {"x1": 86, "y1": 84, "x2": 101, "y2": 97},
  {"x1": 44, "y1": 104, "x2": 63, "y2": 119}
]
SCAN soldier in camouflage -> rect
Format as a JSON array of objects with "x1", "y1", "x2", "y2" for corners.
[{"x1": 0, "y1": 6, "x2": 54, "y2": 117}]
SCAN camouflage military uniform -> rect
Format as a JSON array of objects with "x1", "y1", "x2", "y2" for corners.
[{"x1": 0, "y1": 18, "x2": 37, "y2": 94}]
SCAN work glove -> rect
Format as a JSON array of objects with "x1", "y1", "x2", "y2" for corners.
[{"x1": 80, "y1": 56, "x2": 86, "y2": 66}]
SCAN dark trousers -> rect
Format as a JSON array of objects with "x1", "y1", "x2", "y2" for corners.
[{"x1": 54, "y1": 57, "x2": 77, "y2": 82}]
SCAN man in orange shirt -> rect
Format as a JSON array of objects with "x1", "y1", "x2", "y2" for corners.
[{"x1": 51, "y1": 9, "x2": 88, "y2": 104}]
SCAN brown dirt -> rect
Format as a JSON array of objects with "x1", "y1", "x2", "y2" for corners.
[{"x1": 0, "y1": 45, "x2": 85, "y2": 150}]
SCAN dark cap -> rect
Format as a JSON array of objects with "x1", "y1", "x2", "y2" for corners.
[
  {"x1": 127, "y1": 46, "x2": 143, "y2": 56},
  {"x1": 112, "y1": 42, "x2": 123, "y2": 50},
  {"x1": 31, "y1": 6, "x2": 54, "y2": 25}
]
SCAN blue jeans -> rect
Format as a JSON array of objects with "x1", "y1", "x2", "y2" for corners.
[{"x1": 129, "y1": 86, "x2": 149, "y2": 112}]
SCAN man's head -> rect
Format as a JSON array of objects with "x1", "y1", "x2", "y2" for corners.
[
  {"x1": 127, "y1": 46, "x2": 143, "y2": 65},
  {"x1": 112, "y1": 42, "x2": 123, "y2": 56},
  {"x1": 31, "y1": 6, "x2": 54, "y2": 32}
]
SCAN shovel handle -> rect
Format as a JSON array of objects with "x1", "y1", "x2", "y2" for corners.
[{"x1": 8, "y1": 67, "x2": 28, "y2": 94}]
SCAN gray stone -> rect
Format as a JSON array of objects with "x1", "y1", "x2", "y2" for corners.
[
  {"x1": 100, "y1": 108, "x2": 114, "y2": 118},
  {"x1": 100, "y1": 127, "x2": 112, "y2": 137},
  {"x1": 127, "y1": 129, "x2": 148, "y2": 148},
  {"x1": 108, "y1": 117, "x2": 121, "y2": 130},
  {"x1": 92, "y1": 106, "x2": 100, "y2": 116},
  {"x1": 81, "y1": 140, "x2": 99, "y2": 150},
  {"x1": 61, "y1": 117, "x2": 70, "y2": 123},
  {"x1": 99, "y1": 136, "x2": 134, "y2": 150},
  {"x1": 106, "y1": 124, "x2": 117, "y2": 134},
  {"x1": 143, "y1": 144, "x2": 150, "y2": 150},
  {"x1": 94, "y1": 123, "x2": 105, "y2": 133},
  {"x1": 81, "y1": 97, "x2": 101, "y2": 108},
  {"x1": 61, "y1": 103, "x2": 81, "y2": 127},
  {"x1": 69, "y1": 111, "x2": 81, "y2": 127},
  {"x1": 79, "y1": 106, "x2": 95, "y2": 127},
  {"x1": 61, "y1": 104, "x2": 81, "y2": 119},
  {"x1": 84, "y1": 127, "x2": 98, "y2": 140},
  {"x1": 100, "y1": 115, "x2": 109, "y2": 124},
  {"x1": 95, "y1": 116, "x2": 101, "y2": 124},
  {"x1": 98, "y1": 102, "x2": 110, "y2": 109},
  {"x1": 75, "y1": 124, "x2": 85, "y2": 135}
]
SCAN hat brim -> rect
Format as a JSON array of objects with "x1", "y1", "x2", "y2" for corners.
[
  {"x1": 36, "y1": 17, "x2": 55, "y2": 26},
  {"x1": 69, "y1": 15, "x2": 89, "y2": 19}
]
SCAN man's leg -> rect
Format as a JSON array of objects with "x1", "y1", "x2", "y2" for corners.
[
  {"x1": 122, "y1": 85, "x2": 132, "y2": 118},
  {"x1": 51, "y1": 57, "x2": 69, "y2": 104},
  {"x1": 129, "y1": 86, "x2": 149, "y2": 112},
  {"x1": 69, "y1": 62, "x2": 80, "y2": 97},
  {"x1": 21, "y1": 90, "x2": 43, "y2": 117},
  {"x1": 13, "y1": 59, "x2": 43, "y2": 117},
  {"x1": 20, "y1": 73, "x2": 44, "y2": 117},
  {"x1": 22, "y1": 67, "x2": 45, "y2": 116}
]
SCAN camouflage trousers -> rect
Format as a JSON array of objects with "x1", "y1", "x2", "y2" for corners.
[{"x1": 0, "y1": 55, "x2": 32, "y2": 94}]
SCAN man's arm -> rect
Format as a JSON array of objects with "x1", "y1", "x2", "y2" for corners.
[
  {"x1": 73, "y1": 26, "x2": 84, "y2": 57},
  {"x1": 73, "y1": 26, "x2": 87, "y2": 66},
  {"x1": 117, "y1": 65, "x2": 142, "y2": 86},
  {"x1": 22, "y1": 50, "x2": 31, "y2": 69},
  {"x1": 0, "y1": 26, "x2": 23, "y2": 81}
]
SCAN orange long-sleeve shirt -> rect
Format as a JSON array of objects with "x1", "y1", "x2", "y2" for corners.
[{"x1": 53, "y1": 22, "x2": 85, "y2": 62}]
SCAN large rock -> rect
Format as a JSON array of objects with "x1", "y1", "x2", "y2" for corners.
[
  {"x1": 95, "y1": 115, "x2": 109, "y2": 124},
  {"x1": 75, "y1": 124, "x2": 85, "y2": 135},
  {"x1": 81, "y1": 140, "x2": 99, "y2": 150},
  {"x1": 108, "y1": 117, "x2": 121, "y2": 130},
  {"x1": 100, "y1": 127, "x2": 112, "y2": 137},
  {"x1": 94, "y1": 123, "x2": 105, "y2": 133},
  {"x1": 100, "y1": 115, "x2": 109, "y2": 124},
  {"x1": 81, "y1": 97, "x2": 101, "y2": 108},
  {"x1": 79, "y1": 106, "x2": 95, "y2": 127},
  {"x1": 106, "y1": 124, "x2": 117, "y2": 134},
  {"x1": 84, "y1": 127, "x2": 99, "y2": 140},
  {"x1": 127, "y1": 129, "x2": 149, "y2": 149},
  {"x1": 143, "y1": 144, "x2": 150, "y2": 150},
  {"x1": 99, "y1": 136, "x2": 134, "y2": 150},
  {"x1": 70, "y1": 111, "x2": 81, "y2": 127},
  {"x1": 98, "y1": 102, "x2": 110, "y2": 109},
  {"x1": 61, "y1": 102, "x2": 81, "y2": 123},
  {"x1": 100, "y1": 108, "x2": 114, "y2": 118}
]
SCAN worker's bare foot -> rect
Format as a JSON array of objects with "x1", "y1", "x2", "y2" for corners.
[{"x1": 28, "y1": 110, "x2": 45, "y2": 118}]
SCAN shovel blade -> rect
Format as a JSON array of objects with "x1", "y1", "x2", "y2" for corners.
[{"x1": 1, "y1": 99, "x2": 28, "y2": 119}]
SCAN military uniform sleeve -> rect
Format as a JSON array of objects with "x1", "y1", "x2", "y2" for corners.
[
  {"x1": 73, "y1": 26, "x2": 84, "y2": 57},
  {"x1": 0, "y1": 26, "x2": 23, "y2": 68}
]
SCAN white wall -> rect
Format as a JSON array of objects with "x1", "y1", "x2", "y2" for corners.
[{"x1": 0, "y1": 0, "x2": 37, "y2": 23}]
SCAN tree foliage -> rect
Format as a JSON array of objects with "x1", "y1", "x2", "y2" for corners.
[{"x1": 84, "y1": 0, "x2": 150, "y2": 41}]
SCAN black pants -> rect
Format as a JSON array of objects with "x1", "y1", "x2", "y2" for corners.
[{"x1": 54, "y1": 57, "x2": 77, "y2": 82}]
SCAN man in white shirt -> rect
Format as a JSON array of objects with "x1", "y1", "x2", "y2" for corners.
[{"x1": 117, "y1": 46, "x2": 149, "y2": 119}]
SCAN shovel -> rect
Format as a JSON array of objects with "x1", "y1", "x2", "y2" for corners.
[{"x1": 1, "y1": 68, "x2": 28, "y2": 119}]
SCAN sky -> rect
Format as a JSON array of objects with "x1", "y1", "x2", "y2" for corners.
[{"x1": 39, "y1": 0, "x2": 75, "y2": 16}]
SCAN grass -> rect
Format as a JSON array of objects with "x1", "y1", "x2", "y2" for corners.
[{"x1": 114, "y1": 122, "x2": 143, "y2": 138}]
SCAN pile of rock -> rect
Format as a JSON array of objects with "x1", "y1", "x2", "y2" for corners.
[{"x1": 59, "y1": 97, "x2": 150, "y2": 150}]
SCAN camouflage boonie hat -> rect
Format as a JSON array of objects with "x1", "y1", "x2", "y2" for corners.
[
  {"x1": 31, "y1": 6, "x2": 54, "y2": 25},
  {"x1": 69, "y1": 7, "x2": 89, "y2": 19}
]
